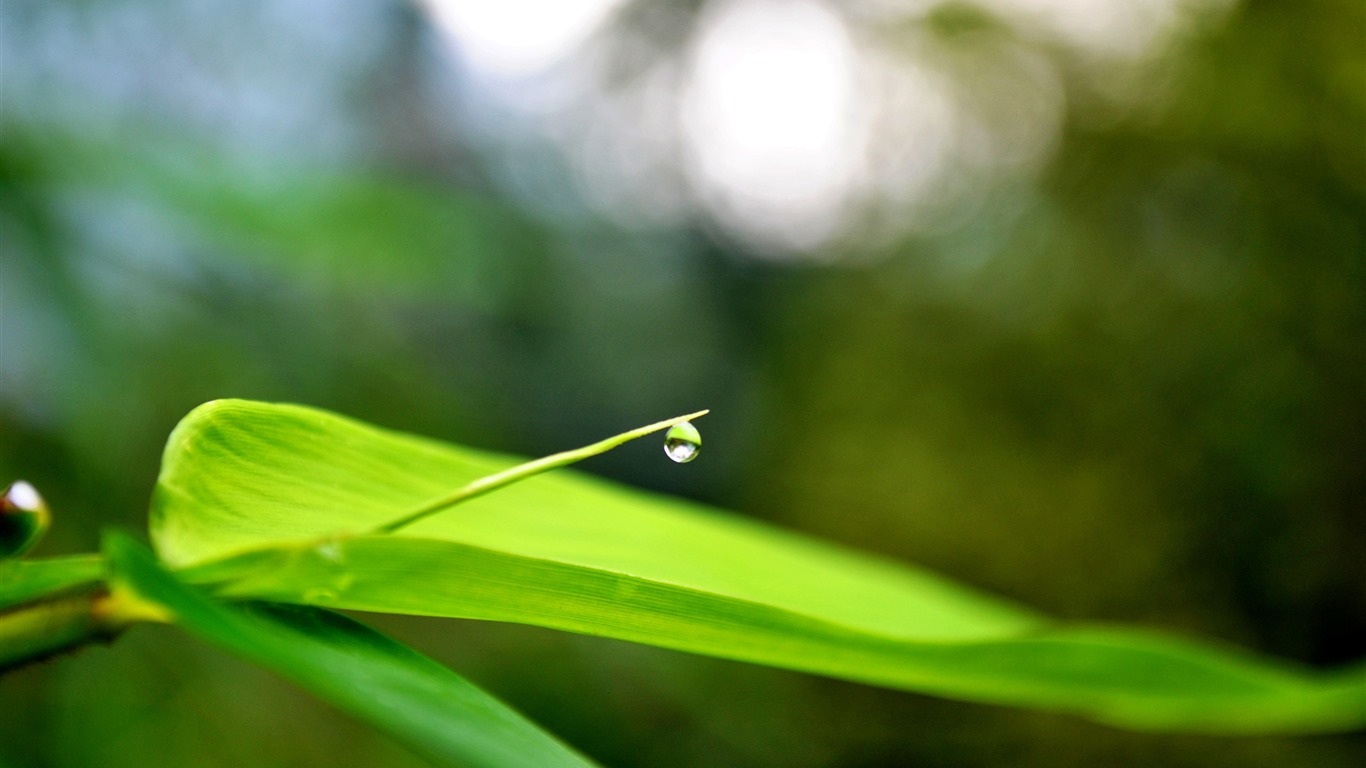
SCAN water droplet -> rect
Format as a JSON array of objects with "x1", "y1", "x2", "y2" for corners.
[
  {"x1": 314, "y1": 540, "x2": 345, "y2": 564},
  {"x1": 301, "y1": 587, "x2": 339, "y2": 603},
  {"x1": 1, "y1": 480, "x2": 50, "y2": 559},
  {"x1": 663, "y1": 421, "x2": 701, "y2": 463}
]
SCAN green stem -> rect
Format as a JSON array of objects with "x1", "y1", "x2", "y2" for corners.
[
  {"x1": 1, "y1": 580, "x2": 170, "y2": 673},
  {"x1": 1, "y1": 590, "x2": 108, "y2": 671},
  {"x1": 373, "y1": 410, "x2": 709, "y2": 534}
]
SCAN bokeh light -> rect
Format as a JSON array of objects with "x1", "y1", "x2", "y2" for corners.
[
  {"x1": 421, "y1": 0, "x2": 625, "y2": 79},
  {"x1": 681, "y1": 0, "x2": 864, "y2": 252}
]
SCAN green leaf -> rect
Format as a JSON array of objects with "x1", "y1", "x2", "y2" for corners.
[
  {"x1": 1, "y1": 556, "x2": 110, "y2": 671},
  {"x1": 150, "y1": 400, "x2": 1366, "y2": 734},
  {"x1": 0, "y1": 555, "x2": 104, "y2": 611},
  {"x1": 103, "y1": 533, "x2": 599, "y2": 768}
]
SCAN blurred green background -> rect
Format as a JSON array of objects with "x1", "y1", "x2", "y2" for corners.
[{"x1": 2, "y1": 0, "x2": 1363, "y2": 765}]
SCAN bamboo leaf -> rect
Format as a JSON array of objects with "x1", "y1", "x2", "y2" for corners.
[
  {"x1": 104, "y1": 532, "x2": 599, "y2": 768},
  {"x1": 0, "y1": 555, "x2": 104, "y2": 611},
  {"x1": 150, "y1": 400, "x2": 1366, "y2": 734}
]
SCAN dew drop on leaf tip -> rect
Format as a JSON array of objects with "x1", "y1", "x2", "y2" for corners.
[
  {"x1": 1, "y1": 480, "x2": 50, "y2": 559},
  {"x1": 663, "y1": 421, "x2": 701, "y2": 463}
]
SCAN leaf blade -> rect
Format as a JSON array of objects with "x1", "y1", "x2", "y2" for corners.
[
  {"x1": 104, "y1": 533, "x2": 600, "y2": 768},
  {"x1": 152, "y1": 399, "x2": 1036, "y2": 640},
  {"x1": 0, "y1": 555, "x2": 104, "y2": 611},
  {"x1": 151, "y1": 400, "x2": 1366, "y2": 734}
]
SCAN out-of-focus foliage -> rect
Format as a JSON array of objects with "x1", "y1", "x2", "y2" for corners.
[
  {"x1": 0, "y1": 556, "x2": 102, "y2": 613},
  {"x1": 1, "y1": 0, "x2": 1363, "y2": 766}
]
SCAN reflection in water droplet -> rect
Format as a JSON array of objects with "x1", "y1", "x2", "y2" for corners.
[
  {"x1": 663, "y1": 421, "x2": 702, "y2": 463},
  {"x1": 1, "y1": 480, "x2": 51, "y2": 559}
]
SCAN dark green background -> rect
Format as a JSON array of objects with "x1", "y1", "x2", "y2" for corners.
[{"x1": 2, "y1": 0, "x2": 1363, "y2": 765}]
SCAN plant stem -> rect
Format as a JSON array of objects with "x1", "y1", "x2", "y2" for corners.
[
  {"x1": 372, "y1": 410, "x2": 709, "y2": 535},
  {"x1": 1, "y1": 590, "x2": 106, "y2": 671},
  {"x1": 0, "y1": 582, "x2": 171, "y2": 673}
]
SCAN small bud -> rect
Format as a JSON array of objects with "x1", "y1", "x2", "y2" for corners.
[{"x1": 1, "y1": 480, "x2": 51, "y2": 559}]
